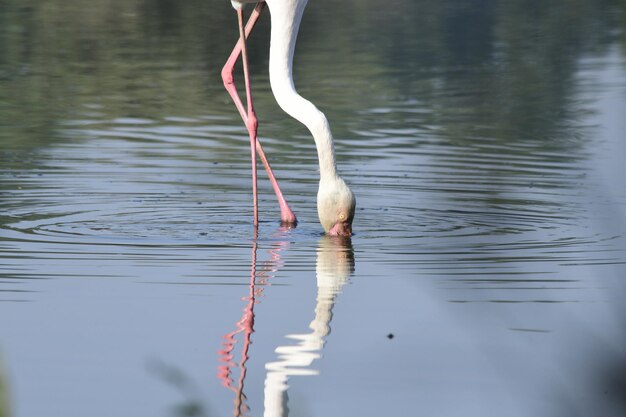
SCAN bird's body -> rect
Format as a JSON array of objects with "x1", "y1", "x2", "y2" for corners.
[{"x1": 224, "y1": 0, "x2": 356, "y2": 236}]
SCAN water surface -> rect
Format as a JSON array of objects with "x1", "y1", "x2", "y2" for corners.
[{"x1": 1, "y1": 1, "x2": 626, "y2": 416}]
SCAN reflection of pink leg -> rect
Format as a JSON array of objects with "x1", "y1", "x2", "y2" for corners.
[
  {"x1": 217, "y1": 226, "x2": 292, "y2": 415},
  {"x1": 217, "y1": 228, "x2": 260, "y2": 415},
  {"x1": 221, "y1": 3, "x2": 297, "y2": 225}
]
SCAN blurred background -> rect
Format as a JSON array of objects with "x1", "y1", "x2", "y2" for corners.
[{"x1": 1, "y1": 0, "x2": 624, "y2": 146}]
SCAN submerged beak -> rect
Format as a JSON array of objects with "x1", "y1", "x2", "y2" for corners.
[{"x1": 328, "y1": 220, "x2": 353, "y2": 237}]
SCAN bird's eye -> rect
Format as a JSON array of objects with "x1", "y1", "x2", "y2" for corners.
[{"x1": 339, "y1": 212, "x2": 346, "y2": 221}]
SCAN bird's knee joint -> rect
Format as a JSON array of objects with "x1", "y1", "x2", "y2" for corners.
[
  {"x1": 221, "y1": 66, "x2": 235, "y2": 87},
  {"x1": 246, "y1": 114, "x2": 259, "y2": 132}
]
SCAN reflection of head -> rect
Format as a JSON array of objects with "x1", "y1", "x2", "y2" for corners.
[{"x1": 316, "y1": 236, "x2": 355, "y2": 293}]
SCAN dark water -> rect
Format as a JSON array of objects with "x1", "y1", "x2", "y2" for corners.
[{"x1": 1, "y1": 1, "x2": 626, "y2": 416}]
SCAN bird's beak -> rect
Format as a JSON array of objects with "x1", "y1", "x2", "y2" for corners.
[{"x1": 329, "y1": 220, "x2": 352, "y2": 237}]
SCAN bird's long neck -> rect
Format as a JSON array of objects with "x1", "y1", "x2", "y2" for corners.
[{"x1": 266, "y1": 0, "x2": 338, "y2": 181}]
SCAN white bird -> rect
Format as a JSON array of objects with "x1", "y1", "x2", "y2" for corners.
[{"x1": 222, "y1": 0, "x2": 356, "y2": 236}]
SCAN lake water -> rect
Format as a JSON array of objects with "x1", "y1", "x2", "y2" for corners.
[{"x1": 1, "y1": 1, "x2": 626, "y2": 416}]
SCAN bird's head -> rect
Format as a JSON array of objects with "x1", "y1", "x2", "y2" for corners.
[{"x1": 317, "y1": 177, "x2": 356, "y2": 237}]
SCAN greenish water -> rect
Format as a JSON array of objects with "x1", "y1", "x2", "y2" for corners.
[{"x1": 1, "y1": 1, "x2": 626, "y2": 416}]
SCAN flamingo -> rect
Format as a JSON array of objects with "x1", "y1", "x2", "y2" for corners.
[{"x1": 222, "y1": 0, "x2": 356, "y2": 236}]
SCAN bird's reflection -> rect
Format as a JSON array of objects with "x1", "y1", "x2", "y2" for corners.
[
  {"x1": 217, "y1": 233, "x2": 354, "y2": 417},
  {"x1": 264, "y1": 236, "x2": 354, "y2": 417}
]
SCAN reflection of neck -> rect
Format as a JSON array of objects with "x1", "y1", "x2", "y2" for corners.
[
  {"x1": 264, "y1": 238, "x2": 352, "y2": 417},
  {"x1": 263, "y1": 285, "x2": 340, "y2": 417}
]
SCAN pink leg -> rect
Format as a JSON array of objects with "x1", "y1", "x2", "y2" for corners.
[
  {"x1": 236, "y1": 8, "x2": 259, "y2": 227},
  {"x1": 222, "y1": 3, "x2": 297, "y2": 225}
]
